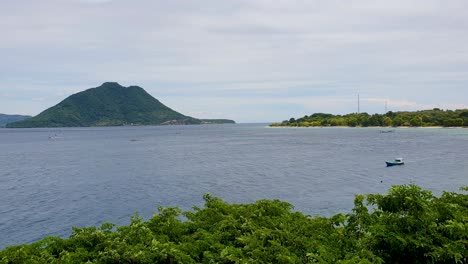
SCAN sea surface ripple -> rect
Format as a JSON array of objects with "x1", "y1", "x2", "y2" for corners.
[{"x1": 1, "y1": 124, "x2": 467, "y2": 248}]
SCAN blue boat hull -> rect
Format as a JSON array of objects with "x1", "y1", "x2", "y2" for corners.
[{"x1": 386, "y1": 162, "x2": 404, "y2": 167}]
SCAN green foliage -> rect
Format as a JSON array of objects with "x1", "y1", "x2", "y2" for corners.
[
  {"x1": 271, "y1": 109, "x2": 468, "y2": 128},
  {"x1": 7, "y1": 82, "x2": 201, "y2": 128},
  {"x1": 361, "y1": 184, "x2": 468, "y2": 263},
  {"x1": 1, "y1": 185, "x2": 467, "y2": 263}
]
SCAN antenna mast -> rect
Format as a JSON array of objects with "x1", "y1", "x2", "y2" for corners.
[
  {"x1": 358, "y1": 93, "x2": 360, "y2": 114},
  {"x1": 385, "y1": 100, "x2": 388, "y2": 114}
]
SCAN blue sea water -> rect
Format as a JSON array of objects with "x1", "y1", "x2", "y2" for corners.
[{"x1": 1, "y1": 124, "x2": 467, "y2": 248}]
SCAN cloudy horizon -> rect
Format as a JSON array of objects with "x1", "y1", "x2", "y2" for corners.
[{"x1": 1, "y1": 0, "x2": 467, "y2": 122}]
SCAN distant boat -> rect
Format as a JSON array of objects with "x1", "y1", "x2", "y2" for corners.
[
  {"x1": 48, "y1": 131, "x2": 62, "y2": 140},
  {"x1": 386, "y1": 158, "x2": 404, "y2": 167},
  {"x1": 380, "y1": 130, "x2": 395, "y2": 133}
]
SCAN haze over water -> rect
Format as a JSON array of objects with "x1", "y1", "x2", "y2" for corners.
[{"x1": 1, "y1": 124, "x2": 467, "y2": 248}]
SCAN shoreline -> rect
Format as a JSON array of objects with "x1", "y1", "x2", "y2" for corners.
[{"x1": 268, "y1": 125, "x2": 467, "y2": 129}]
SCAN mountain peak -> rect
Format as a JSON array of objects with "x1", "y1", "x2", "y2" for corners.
[
  {"x1": 7, "y1": 83, "x2": 201, "y2": 128},
  {"x1": 101, "y1": 82, "x2": 123, "y2": 88}
]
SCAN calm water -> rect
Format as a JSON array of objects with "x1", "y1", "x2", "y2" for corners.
[{"x1": 1, "y1": 124, "x2": 468, "y2": 248}]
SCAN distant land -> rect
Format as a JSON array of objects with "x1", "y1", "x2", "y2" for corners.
[
  {"x1": 271, "y1": 109, "x2": 468, "y2": 128},
  {"x1": 201, "y1": 119, "x2": 236, "y2": 124},
  {"x1": 0, "y1": 114, "x2": 31, "y2": 127},
  {"x1": 7, "y1": 82, "x2": 234, "y2": 128}
]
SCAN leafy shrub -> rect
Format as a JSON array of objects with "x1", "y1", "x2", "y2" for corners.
[{"x1": 1, "y1": 185, "x2": 467, "y2": 263}]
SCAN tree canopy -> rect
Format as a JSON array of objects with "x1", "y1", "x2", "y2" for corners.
[
  {"x1": 1, "y1": 184, "x2": 467, "y2": 263},
  {"x1": 271, "y1": 109, "x2": 468, "y2": 127}
]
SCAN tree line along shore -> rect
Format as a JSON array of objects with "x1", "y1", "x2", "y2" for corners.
[
  {"x1": 271, "y1": 108, "x2": 468, "y2": 128},
  {"x1": 1, "y1": 184, "x2": 467, "y2": 263}
]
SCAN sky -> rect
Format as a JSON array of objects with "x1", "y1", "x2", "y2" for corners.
[{"x1": 1, "y1": 0, "x2": 467, "y2": 123}]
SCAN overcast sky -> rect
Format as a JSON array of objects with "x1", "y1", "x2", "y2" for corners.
[{"x1": 1, "y1": 0, "x2": 467, "y2": 122}]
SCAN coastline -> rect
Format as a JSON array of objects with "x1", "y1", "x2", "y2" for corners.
[{"x1": 268, "y1": 125, "x2": 467, "y2": 129}]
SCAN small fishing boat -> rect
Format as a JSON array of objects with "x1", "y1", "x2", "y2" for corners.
[{"x1": 386, "y1": 158, "x2": 404, "y2": 167}]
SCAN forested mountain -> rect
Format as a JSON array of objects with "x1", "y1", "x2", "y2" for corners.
[
  {"x1": 7, "y1": 82, "x2": 201, "y2": 128},
  {"x1": 272, "y1": 109, "x2": 468, "y2": 127},
  {"x1": 0, "y1": 114, "x2": 31, "y2": 127}
]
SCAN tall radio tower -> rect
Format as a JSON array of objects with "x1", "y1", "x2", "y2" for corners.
[{"x1": 357, "y1": 93, "x2": 360, "y2": 114}]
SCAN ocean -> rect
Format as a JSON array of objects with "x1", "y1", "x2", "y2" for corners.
[{"x1": 1, "y1": 124, "x2": 467, "y2": 248}]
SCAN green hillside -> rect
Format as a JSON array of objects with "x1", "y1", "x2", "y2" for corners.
[
  {"x1": 7, "y1": 82, "x2": 201, "y2": 128},
  {"x1": 0, "y1": 114, "x2": 31, "y2": 127}
]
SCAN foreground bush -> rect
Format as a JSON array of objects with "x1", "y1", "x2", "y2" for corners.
[{"x1": 1, "y1": 184, "x2": 467, "y2": 263}]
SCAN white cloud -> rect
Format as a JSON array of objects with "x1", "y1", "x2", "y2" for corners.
[{"x1": 0, "y1": 0, "x2": 467, "y2": 122}]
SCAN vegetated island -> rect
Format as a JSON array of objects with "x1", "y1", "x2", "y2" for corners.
[
  {"x1": 6, "y1": 82, "x2": 235, "y2": 128},
  {"x1": 270, "y1": 108, "x2": 468, "y2": 127},
  {"x1": 0, "y1": 114, "x2": 31, "y2": 127},
  {"x1": 201, "y1": 119, "x2": 236, "y2": 124},
  {"x1": 1, "y1": 184, "x2": 467, "y2": 263}
]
